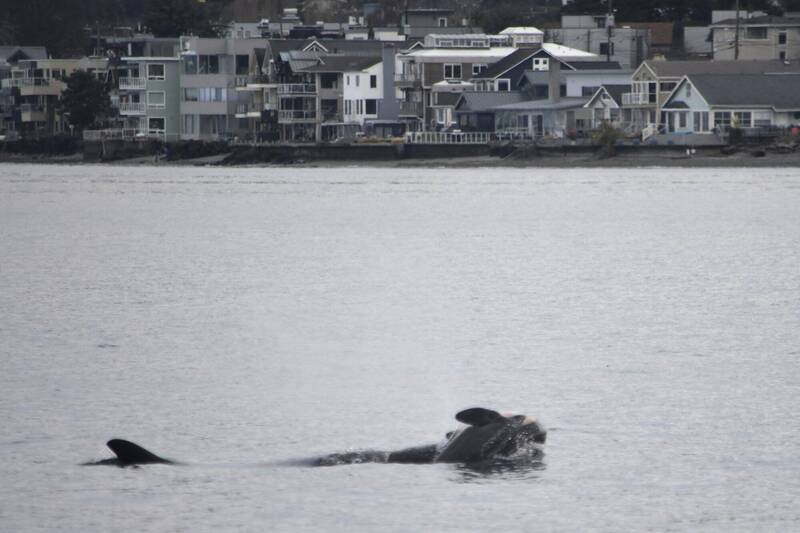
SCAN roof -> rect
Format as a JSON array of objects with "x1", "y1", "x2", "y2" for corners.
[
  {"x1": 404, "y1": 47, "x2": 519, "y2": 62},
  {"x1": 299, "y1": 55, "x2": 381, "y2": 73},
  {"x1": 542, "y1": 43, "x2": 598, "y2": 58},
  {"x1": 477, "y1": 48, "x2": 539, "y2": 79},
  {"x1": 0, "y1": 46, "x2": 48, "y2": 64},
  {"x1": 455, "y1": 91, "x2": 527, "y2": 112},
  {"x1": 711, "y1": 16, "x2": 800, "y2": 27},
  {"x1": 641, "y1": 59, "x2": 800, "y2": 78},
  {"x1": 492, "y1": 97, "x2": 589, "y2": 111},
  {"x1": 602, "y1": 84, "x2": 629, "y2": 105},
  {"x1": 499, "y1": 27, "x2": 544, "y2": 35},
  {"x1": 676, "y1": 73, "x2": 800, "y2": 109},
  {"x1": 622, "y1": 22, "x2": 674, "y2": 46},
  {"x1": 433, "y1": 92, "x2": 461, "y2": 106},
  {"x1": 569, "y1": 60, "x2": 622, "y2": 70}
]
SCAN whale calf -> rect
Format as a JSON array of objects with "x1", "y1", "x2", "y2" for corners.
[{"x1": 85, "y1": 408, "x2": 545, "y2": 467}]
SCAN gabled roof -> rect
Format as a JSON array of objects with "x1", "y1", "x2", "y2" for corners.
[
  {"x1": 454, "y1": 91, "x2": 526, "y2": 112},
  {"x1": 0, "y1": 46, "x2": 48, "y2": 64},
  {"x1": 711, "y1": 15, "x2": 800, "y2": 27},
  {"x1": 477, "y1": 48, "x2": 540, "y2": 80},
  {"x1": 640, "y1": 59, "x2": 800, "y2": 78},
  {"x1": 585, "y1": 84, "x2": 630, "y2": 108},
  {"x1": 433, "y1": 92, "x2": 462, "y2": 107},
  {"x1": 299, "y1": 55, "x2": 381, "y2": 73},
  {"x1": 668, "y1": 74, "x2": 800, "y2": 109}
]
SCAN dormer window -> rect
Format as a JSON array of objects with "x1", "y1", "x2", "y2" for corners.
[{"x1": 438, "y1": 17, "x2": 447, "y2": 28}]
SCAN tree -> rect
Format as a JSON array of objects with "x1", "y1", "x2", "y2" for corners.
[
  {"x1": 143, "y1": 0, "x2": 234, "y2": 37},
  {"x1": 59, "y1": 70, "x2": 111, "y2": 132}
]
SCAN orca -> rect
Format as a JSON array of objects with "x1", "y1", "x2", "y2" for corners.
[
  {"x1": 316, "y1": 407, "x2": 546, "y2": 466},
  {"x1": 84, "y1": 408, "x2": 545, "y2": 467},
  {"x1": 83, "y1": 439, "x2": 175, "y2": 467}
]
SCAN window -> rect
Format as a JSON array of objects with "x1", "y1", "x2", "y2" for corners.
[
  {"x1": 147, "y1": 91, "x2": 165, "y2": 108},
  {"x1": 183, "y1": 88, "x2": 198, "y2": 101},
  {"x1": 346, "y1": 75, "x2": 350, "y2": 86},
  {"x1": 686, "y1": 84, "x2": 692, "y2": 97},
  {"x1": 753, "y1": 111, "x2": 771, "y2": 127},
  {"x1": 438, "y1": 40, "x2": 453, "y2": 47},
  {"x1": 182, "y1": 114, "x2": 196, "y2": 134},
  {"x1": 780, "y1": 51, "x2": 787, "y2": 60},
  {"x1": 235, "y1": 55, "x2": 249, "y2": 75},
  {"x1": 496, "y1": 79, "x2": 510, "y2": 91},
  {"x1": 714, "y1": 111, "x2": 731, "y2": 129},
  {"x1": 594, "y1": 16, "x2": 606, "y2": 28},
  {"x1": 199, "y1": 55, "x2": 220, "y2": 74},
  {"x1": 745, "y1": 27, "x2": 768, "y2": 40},
  {"x1": 184, "y1": 56, "x2": 198, "y2": 75},
  {"x1": 693, "y1": 112, "x2": 709, "y2": 132},
  {"x1": 599, "y1": 42, "x2": 614, "y2": 56},
  {"x1": 357, "y1": 100, "x2": 363, "y2": 114},
  {"x1": 678, "y1": 112, "x2": 687, "y2": 128},
  {"x1": 443, "y1": 63, "x2": 462, "y2": 79},
  {"x1": 355, "y1": 75, "x2": 360, "y2": 87},
  {"x1": 148, "y1": 117, "x2": 165, "y2": 132},
  {"x1": 472, "y1": 64, "x2": 487, "y2": 76},
  {"x1": 733, "y1": 111, "x2": 752, "y2": 127},
  {"x1": 532, "y1": 57, "x2": 549, "y2": 71},
  {"x1": 438, "y1": 17, "x2": 447, "y2": 28},
  {"x1": 365, "y1": 99, "x2": 377, "y2": 115},
  {"x1": 370, "y1": 75, "x2": 377, "y2": 88},
  {"x1": 779, "y1": 32, "x2": 787, "y2": 45},
  {"x1": 147, "y1": 64, "x2": 165, "y2": 80}
]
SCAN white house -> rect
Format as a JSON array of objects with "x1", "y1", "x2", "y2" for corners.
[
  {"x1": 342, "y1": 59, "x2": 383, "y2": 127},
  {"x1": 660, "y1": 73, "x2": 800, "y2": 134}
]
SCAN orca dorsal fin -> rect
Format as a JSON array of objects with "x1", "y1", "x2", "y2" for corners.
[
  {"x1": 455, "y1": 408, "x2": 505, "y2": 427},
  {"x1": 107, "y1": 439, "x2": 170, "y2": 465}
]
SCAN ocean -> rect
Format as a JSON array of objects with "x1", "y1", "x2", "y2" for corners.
[{"x1": 1, "y1": 164, "x2": 799, "y2": 531}]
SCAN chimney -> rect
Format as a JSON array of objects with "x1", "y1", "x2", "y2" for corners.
[
  {"x1": 378, "y1": 44, "x2": 400, "y2": 120},
  {"x1": 548, "y1": 59, "x2": 561, "y2": 103}
]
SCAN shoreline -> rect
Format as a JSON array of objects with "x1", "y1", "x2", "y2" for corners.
[{"x1": 3, "y1": 151, "x2": 800, "y2": 168}]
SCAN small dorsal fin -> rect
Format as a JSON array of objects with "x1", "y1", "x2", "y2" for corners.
[
  {"x1": 455, "y1": 408, "x2": 505, "y2": 427},
  {"x1": 107, "y1": 439, "x2": 170, "y2": 465}
]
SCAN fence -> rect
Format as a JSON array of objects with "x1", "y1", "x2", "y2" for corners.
[{"x1": 405, "y1": 131, "x2": 492, "y2": 144}]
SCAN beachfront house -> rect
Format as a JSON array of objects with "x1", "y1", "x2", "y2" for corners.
[
  {"x1": 660, "y1": 73, "x2": 800, "y2": 136},
  {"x1": 622, "y1": 59, "x2": 800, "y2": 135},
  {"x1": 584, "y1": 84, "x2": 629, "y2": 129}
]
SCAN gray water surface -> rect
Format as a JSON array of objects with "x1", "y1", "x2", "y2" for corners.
[{"x1": 1, "y1": 164, "x2": 799, "y2": 531}]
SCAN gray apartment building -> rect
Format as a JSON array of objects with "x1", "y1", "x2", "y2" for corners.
[
  {"x1": 548, "y1": 15, "x2": 650, "y2": 69},
  {"x1": 115, "y1": 57, "x2": 181, "y2": 141},
  {"x1": 710, "y1": 16, "x2": 800, "y2": 61},
  {"x1": 179, "y1": 37, "x2": 267, "y2": 141}
]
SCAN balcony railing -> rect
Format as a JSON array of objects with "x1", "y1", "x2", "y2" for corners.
[
  {"x1": 405, "y1": 131, "x2": 491, "y2": 144},
  {"x1": 394, "y1": 72, "x2": 422, "y2": 85},
  {"x1": 622, "y1": 92, "x2": 650, "y2": 106},
  {"x1": 19, "y1": 103, "x2": 45, "y2": 113},
  {"x1": 277, "y1": 84, "x2": 316, "y2": 95},
  {"x1": 118, "y1": 102, "x2": 146, "y2": 115},
  {"x1": 278, "y1": 110, "x2": 316, "y2": 121},
  {"x1": 1, "y1": 77, "x2": 51, "y2": 89},
  {"x1": 119, "y1": 77, "x2": 147, "y2": 90},
  {"x1": 235, "y1": 75, "x2": 250, "y2": 87},
  {"x1": 399, "y1": 101, "x2": 423, "y2": 116}
]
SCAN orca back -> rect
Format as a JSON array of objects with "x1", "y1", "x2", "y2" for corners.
[{"x1": 106, "y1": 439, "x2": 172, "y2": 466}]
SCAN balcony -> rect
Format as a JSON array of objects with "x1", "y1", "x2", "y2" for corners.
[
  {"x1": 118, "y1": 102, "x2": 146, "y2": 115},
  {"x1": 394, "y1": 72, "x2": 422, "y2": 88},
  {"x1": 119, "y1": 77, "x2": 147, "y2": 90},
  {"x1": 399, "y1": 101, "x2": 423, "y2": 117},
  {"x1": 19, "y1": 103, "x2": 47, "y2": 122},
  {"x1": 235, "y1": 102, "x2": 265, "y2": 118},
  {"x1": 278, "y1": 109, "x2": 316, "y2": 122},
  {"x1": 622, "y1": 92, "x2": 650, "y2": 106},
  {"x1": 277, "y1": 84, "x2": 316, "y2": 96},
  {"x1": 1, "y1": 78, "x2": 23, "y2": 89}
]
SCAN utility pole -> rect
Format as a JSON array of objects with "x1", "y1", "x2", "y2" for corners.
[
  {"x1": 606, "y1": 0, "x2": 613, "y2": 62},
  {"x1": 734, "y1": 0, "x2": 741, "y2": 60}
]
